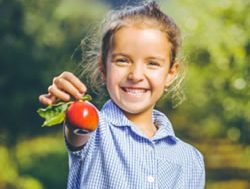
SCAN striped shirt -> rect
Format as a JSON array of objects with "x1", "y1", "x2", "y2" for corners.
[{"x1": 65, "y1": 99, "x2": 205, "y2": 189}]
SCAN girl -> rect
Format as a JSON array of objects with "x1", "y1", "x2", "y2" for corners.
[{"x1": 39, "y1": 1, "x2": 205, "y2": 188}]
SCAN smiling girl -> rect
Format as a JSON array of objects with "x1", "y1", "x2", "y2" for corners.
[{"x1": 39, "y1": 1, "x2": 205, "y2": 188}]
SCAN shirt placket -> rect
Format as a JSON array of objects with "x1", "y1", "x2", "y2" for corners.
[{"x1": 145, "y1": 140, "x2": 158, "y2": 189}]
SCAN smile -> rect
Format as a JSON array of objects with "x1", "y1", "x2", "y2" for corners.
[{"x1": 121, "y1": 87, "x2": 148, "y2": 96}]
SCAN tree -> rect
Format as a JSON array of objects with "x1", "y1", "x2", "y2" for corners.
[{"x1": 159, "y1": 0, "x2": 250, "y2": 144}]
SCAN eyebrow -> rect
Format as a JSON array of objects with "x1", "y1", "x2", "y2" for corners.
[
  {"x1": 111, "y1": 53, "x2": 129, "y2": 58},
  {"x1": 146, "y1": 56, "x2": 166, "y2": 62}
]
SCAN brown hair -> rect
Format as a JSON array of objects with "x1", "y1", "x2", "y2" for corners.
[{"x1": 79, "y1": 0, "x2": 185, "y2": 106}]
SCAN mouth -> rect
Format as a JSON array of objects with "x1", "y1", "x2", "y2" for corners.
[{"x1": 121, "y1": 87, "x2": 148, "y2": 96}]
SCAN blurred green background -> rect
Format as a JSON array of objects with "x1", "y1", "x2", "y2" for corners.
[{"x1": 0, "y1": 0, "x2": 249, "y2": 188}]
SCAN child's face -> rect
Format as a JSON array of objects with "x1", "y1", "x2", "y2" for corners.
[{"x1": 105, "y1": 26, "x2": 178, "y2": 118}]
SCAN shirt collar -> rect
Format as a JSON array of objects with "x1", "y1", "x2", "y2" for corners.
[
  {"x1": 101, "y1": 99, "x2": 177, "y2": 143},
  {"x1": 101, "y1": 99, "x2": 132, "y2": 126},
  {"x1": 152, "y1": 109, "x2": 177, "y2": 143}
]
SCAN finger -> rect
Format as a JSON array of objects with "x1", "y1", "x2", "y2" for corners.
[
  {"x1": 46, "y1": 93, "x2": 58, "y2": 103},
  {"x1": 48, "y1": 85, "x2": 71, "y2": 101},
  {"x1": 39, "y1": 94, "x2": 54, "y2": 105},
  {"x1": 60, "y1": 72, "x2": 87, "y2": 93},
  {"x1": 54, "y1": 78, "x2": 85, "y2": 99}
]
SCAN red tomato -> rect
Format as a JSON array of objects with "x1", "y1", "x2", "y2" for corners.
[{"x1": 66, "y1": 101, "x2": 99, "y2": 132}]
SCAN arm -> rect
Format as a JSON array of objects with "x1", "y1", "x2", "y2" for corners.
[
  {"x1": 191, "y1": 147, "x2": 206, "y2": 189},
  {"x1": 64, "y1": 123, "x2": 90, "y2": 149},
  {"x1": 39, "y1": 71, "x2": 90, "y2": 149}
]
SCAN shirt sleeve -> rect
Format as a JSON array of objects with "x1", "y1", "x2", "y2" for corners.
[{"x1": 190, "y1": 146, "x2": 206, "y2": 189}]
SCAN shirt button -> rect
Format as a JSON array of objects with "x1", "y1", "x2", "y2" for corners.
[{"x1": 147, "y1": 175, "x2": 155, "y2": 183}]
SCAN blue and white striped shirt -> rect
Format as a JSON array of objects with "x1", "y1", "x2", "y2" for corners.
[{"x1": 65, "y1": 100, "x2": 205, "y2": 189}]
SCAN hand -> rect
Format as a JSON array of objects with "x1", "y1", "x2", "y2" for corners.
[{"x1": 39, "y1": 71, "x2": 87, "y2": 105}]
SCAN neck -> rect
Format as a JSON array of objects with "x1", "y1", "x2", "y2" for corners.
[{"x1": 124, "y1": 109, "x2": 157, "y2": 138}]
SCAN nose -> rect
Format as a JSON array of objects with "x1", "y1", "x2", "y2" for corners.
[{"x1": 127, "y1": 63, "x2": 144, "y2": 82}]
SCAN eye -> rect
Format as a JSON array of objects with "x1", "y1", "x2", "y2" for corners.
[
  {"x1": 148, "y1": 61, "x2": 160, "y2": 67},
  {"x1": 115, "y1": 58, "x2": 129, "y2": 64}
]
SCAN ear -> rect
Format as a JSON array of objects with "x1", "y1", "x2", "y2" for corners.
[{"x1": 165, "y1": 63, "x2": 179, "y2": 88}]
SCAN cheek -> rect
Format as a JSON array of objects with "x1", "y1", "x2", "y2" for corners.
[
  {"x1": 106, "y1": 74, "x2": 115, "y2": 99},
  {"x1": 105, "y1": 64, "x2": 124, "y2": 91},
  {"x1": 106, "y1": 63, "x2": 127, "y2": 81},
  {"x1": 150, "y1": 71, "x2": 168, "y2": 89},
  {"x1": 105, "y1": 71, "x2": 114, "y2": 92}
]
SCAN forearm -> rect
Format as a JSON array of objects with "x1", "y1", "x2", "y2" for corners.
[{"x1": 64, "y1": 123, "x2": 90, "y2": 148}]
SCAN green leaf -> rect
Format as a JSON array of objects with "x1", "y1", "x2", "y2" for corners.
[
  {"x1": 42, "y1": 111, "x2": 65, "y2": 127},
  {"x1": 37, "y1": 102, "x2": 70, "y2": 127}
]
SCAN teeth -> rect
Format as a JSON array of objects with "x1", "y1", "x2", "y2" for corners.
[
  {"x1": 124, "y1": 88, "x2": 146, "y2": 96},
  {"x1": 126, "y1": 89, "x2": 145, "y2": 93}
]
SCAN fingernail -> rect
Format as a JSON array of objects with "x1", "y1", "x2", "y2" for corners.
[
  {"x1": 77, "y1": 93, "x2": 83, "y2": 98},
  {"x1": 81, "y1": 87, "x2": 86, "y2": 93},
  {"x1": 66, "y1": 95, "x2": 71, "y2": 100}
]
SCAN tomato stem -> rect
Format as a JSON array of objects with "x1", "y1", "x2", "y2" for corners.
[{"x1": 80, "y1": 94, "x2": 92, "y2": 101}]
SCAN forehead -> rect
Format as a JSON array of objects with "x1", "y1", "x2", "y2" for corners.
[
  {"x1": 110, "y1": 26, "x2": 171, "y2": 57},
  {"x1": 110, "y1": 16, "x2": 172, "y2": 48}
]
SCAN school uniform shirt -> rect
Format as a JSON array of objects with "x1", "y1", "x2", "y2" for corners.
[{"x1": 64, "y1": 99, "x2": 205, "y2": 189}]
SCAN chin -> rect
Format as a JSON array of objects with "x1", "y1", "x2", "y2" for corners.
[{"x1": 120, "y1": 102, "x2": 154, "y2": 115}]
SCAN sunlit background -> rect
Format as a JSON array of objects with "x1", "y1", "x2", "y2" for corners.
[{"x1": 0, "y1": 0, "x2": 249, "y2": 188}]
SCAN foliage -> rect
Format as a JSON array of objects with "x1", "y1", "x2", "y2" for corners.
[
  {"x1": 0, "y1": 133, "x2": 67, "y2": 189},
  {"x1": 159, "y1": 0, "x2": 250, "y2": 143},
  {"x1": 0, "y1": 0, "x2": 108, "y2": 188}
]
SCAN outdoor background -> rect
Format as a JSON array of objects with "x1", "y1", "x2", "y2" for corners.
[{"x1": 0, "y1": 0, "x2": 249, "y2": 188}]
